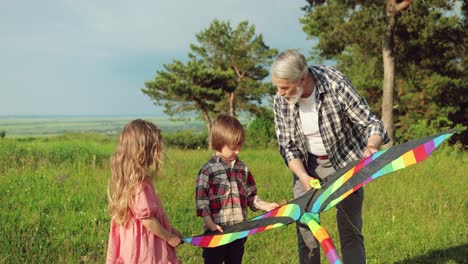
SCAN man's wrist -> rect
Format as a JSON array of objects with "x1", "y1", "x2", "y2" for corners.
[{"x1": 366, "y1": 143, "x2": 379, "y2": 150}]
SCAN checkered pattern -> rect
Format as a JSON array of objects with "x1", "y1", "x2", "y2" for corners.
[
  {"x1": 273, "y1": 65, "x2": 389, "y2": 170},
  {"x1": 196, "y1": 155, "x2": 258, "y2": 230}
]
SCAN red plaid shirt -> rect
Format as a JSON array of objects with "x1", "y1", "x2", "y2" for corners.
[{"x1": 196, "y1": 155, "x2": 258, "y2": 229}]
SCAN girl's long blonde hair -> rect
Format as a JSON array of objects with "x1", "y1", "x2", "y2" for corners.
[{"x1": 107, "y1": 119, "x2": 163, "y2": 225}]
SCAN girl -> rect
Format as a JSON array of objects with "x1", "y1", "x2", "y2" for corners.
[{"x1": 106, "y1": 119, "x2": 183, "y2": 264}]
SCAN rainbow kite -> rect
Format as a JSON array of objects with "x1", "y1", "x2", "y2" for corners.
[{"x1": 183, "y1": 131, "x2": 456, "y2": 264}]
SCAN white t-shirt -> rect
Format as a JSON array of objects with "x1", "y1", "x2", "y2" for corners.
[{"x1": 298, "y1": 88, "x2": 327, "y2": 155}]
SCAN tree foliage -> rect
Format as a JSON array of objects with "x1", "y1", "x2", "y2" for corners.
[
  {"x1": 142, "y1": 59, "x2": 235, "y2": 149},
  {"x1": 300, "y1": 0, "x2": 467, "y2": 143},
  {"x1": 246, "y1": 107, "x2": 277, "y2": 148},
  {"x1": 190, "y1": 19, "x2": 278, "y2": 116}
]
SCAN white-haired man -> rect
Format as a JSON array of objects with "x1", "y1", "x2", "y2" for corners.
[{"x1": 271, "y1": 49, "x2": 389, "y2": 264}]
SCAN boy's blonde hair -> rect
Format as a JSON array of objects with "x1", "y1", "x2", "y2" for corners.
[
  {"x1": 211, "y1": 115, "x2": 245, "y2": 152},
  {"x1": 108, "y1": 119, "x2": 163, "y2": 225}
]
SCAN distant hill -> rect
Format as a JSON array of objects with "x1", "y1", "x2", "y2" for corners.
[{"x1": 0, "y1": 116, "x2": 205, "y2": 137}]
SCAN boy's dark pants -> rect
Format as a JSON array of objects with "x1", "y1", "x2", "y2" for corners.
[
  {"x1": 294, "y1": 155, "x2": 366, "y2": 264},
  {"x1": 202, "y1": 235, "x2": 247, "y2": 264}
]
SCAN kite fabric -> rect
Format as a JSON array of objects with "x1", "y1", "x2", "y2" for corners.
[{"x1": 183, "y1": 130, "x2": 456, "y2": 264}]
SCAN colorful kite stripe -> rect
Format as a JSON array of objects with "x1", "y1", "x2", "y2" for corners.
[
  {"x1": 322, "y1": 132, "x2": 453, "y2": 212},
  {"x1": 183, "y1": 223, "x2": 285, "y2": 247},
  {"x1": 183, "y1": 204, "x2": 301, "y2": 247},
  {"x1": 301, "y1": 213, "x2": 342, "y2": 264},
  {"x1": 252, "y1": 203, "x2": 301, "y2": 221},
  {"x1": 310, "y1": 149, "x2": 387, "y2": 213}
]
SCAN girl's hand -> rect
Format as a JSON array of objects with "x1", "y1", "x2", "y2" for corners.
[{"x1": 167, "y1": 235, "x2": 182, "y2": 248}]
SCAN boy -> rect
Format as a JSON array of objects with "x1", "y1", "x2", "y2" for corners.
[{"x1": 195, "y1": 114, "x2": 279, "y2": 264}]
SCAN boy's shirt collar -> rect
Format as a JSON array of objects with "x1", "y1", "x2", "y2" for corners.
[{"x1": 211, "y1": 154, "x2": 238, "y2": 166}]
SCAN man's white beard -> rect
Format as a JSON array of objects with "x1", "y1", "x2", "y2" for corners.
[{"x1": 285, "y1": 86, "x2": 303, "y2": 105}]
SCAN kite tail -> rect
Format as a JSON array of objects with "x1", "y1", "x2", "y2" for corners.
[{"x1": 300, "y1": 213, "x2": 342, "y2": 264}]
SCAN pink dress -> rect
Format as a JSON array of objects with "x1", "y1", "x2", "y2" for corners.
[{"x1": 106, "y1": 181, "x2": 182, "y2": 264}]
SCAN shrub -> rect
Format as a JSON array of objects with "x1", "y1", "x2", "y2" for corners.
[
  {"x1": 163, "y1": 130, "x2": 208, "y2": 149},
  {"x1": 246, "y1": 111, "x2": 277, "y2": 149},
  {"x1": 395, "y1": 116, "x2": 466, "y2": 144}
]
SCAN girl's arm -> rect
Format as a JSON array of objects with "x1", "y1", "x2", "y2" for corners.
[
  {"x1": 141, "y1": 217, "x2": 182, "y2": 247},
  {"x1": 171, "y1": 227, "x2": 184, "y2": 239}
]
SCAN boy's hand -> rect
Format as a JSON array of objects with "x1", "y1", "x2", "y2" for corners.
[
  {"x1": 255, "y1": 199, "x2": 280, "y2": 211},
  {"x1": 210, "y1": 224, "x2": 224, "y2": 233},
  {"x1": 203, "y1": 215, "x2": 223, "y2": 233},
  {"x1": 211, "y1": 225, "x2": 224, "y2": 232},
  {"x1": 263, "y1": 202, "x2": 279, "y2": 212}
]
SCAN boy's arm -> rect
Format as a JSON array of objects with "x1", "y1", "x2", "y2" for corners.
[
  {"x1": 141, "y1": 217, "x2": 182, "y2": 247},
  {"x1": 196, "y1": 169, "x2": 214, "y2": 220},
  {"x1": 244, "y1": 168, "x2": 279, "y2": 212},
  {"x1": 253, "y1": 195, "x2": 279, "y2": 212}
]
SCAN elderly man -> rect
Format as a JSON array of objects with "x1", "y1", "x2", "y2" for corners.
[{"x1": 271, "y1": 49, "x2": 389, "y2": 264}]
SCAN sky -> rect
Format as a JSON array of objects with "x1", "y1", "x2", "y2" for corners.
[{"x1": 1, "y1": 0, "x2": 315, "y2": 116}]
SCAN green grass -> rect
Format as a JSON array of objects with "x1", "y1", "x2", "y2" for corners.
[{"x1": 0, "y1": 135, "x2": 466, "y2": 263}]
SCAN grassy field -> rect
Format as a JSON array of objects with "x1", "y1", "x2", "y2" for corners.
[{"x1": 0, "y1": 134, "x2": 466, "y2": 263}]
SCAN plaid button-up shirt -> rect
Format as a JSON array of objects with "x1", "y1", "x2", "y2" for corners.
[
  {"x1": 196, "y1": 155, "x2": 258, "y2": 230},
  {"x1": 273, "y1": 65, "x2": 389, "y2": 170}
]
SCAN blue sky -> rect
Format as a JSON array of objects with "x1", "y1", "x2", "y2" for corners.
[{"x1": 1, "y1": 0, "x2": 315, "y2": 116}]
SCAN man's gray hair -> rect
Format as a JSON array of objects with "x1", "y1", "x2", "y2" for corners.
[{"x1": 270, "y1": 49, "x2": 308, "y2": 82}]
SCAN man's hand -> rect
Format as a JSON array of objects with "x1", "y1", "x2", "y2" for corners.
[
  {"x1": 364, "y1": 135, "x2": 383, "y2": 157},
  {"x1": 363, "y1": 144, "x2": 379, "y2": 158},
  {"x1": 309, "y1": 178, "x2": 322, "y2": 189},
  {"x1": 300, "y1": 175, "x2": 317, "y2": 192},
  {"x1": 288, "y1": 159, "x2": 316, "y2": 192}
]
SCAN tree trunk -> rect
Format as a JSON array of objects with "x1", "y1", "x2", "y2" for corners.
[
  {"x1": 382, "y1": 13, "x2": 395, "y2": 146},
  {"x1": 202, "y1": 110, "x2": 213, "y2": 150},
  {"x1": 196, "y1": 99, "x2": 213, "y2": 150},
  {"x1": 229, "y1": 92, "x2": 236, "y2": 116},
  {"x1": 230, "y1": 62, "x2": 242, "y2": 117},
  {"x1": 382, "y1": 0, "x2": 411, "y2": 146}
]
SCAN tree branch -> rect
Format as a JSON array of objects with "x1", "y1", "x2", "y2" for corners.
[{"x1": 395, "y1": 0, "x2": 411, "y2": 12}]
